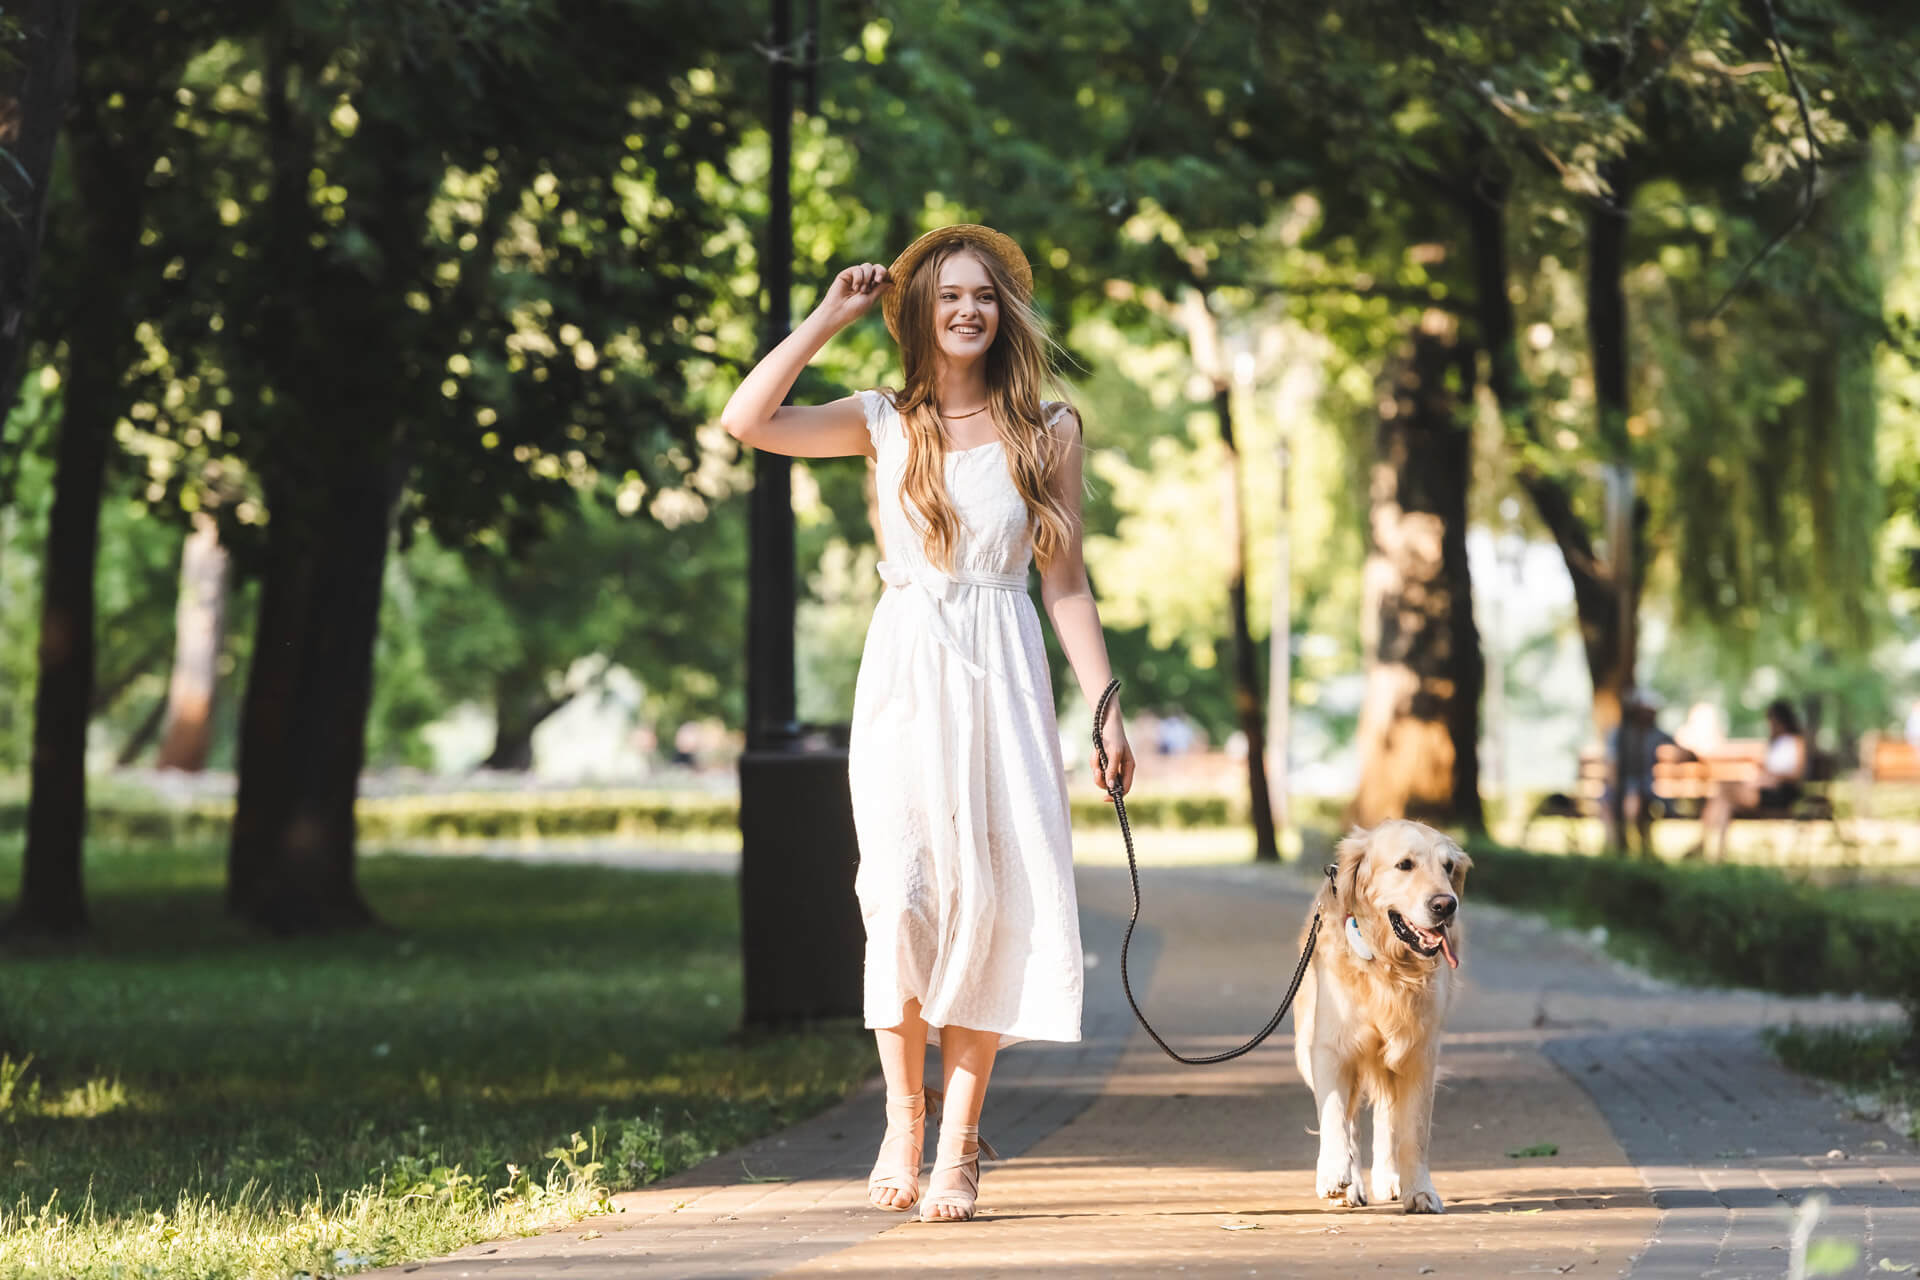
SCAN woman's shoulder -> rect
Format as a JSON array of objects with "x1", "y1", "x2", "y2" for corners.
[
  {"x1": 858, "y1": 388, "x2": 900, "y2": 445},
  {"x1": 1039, "y1": 401, "x2": 1082, "y2": 461}
]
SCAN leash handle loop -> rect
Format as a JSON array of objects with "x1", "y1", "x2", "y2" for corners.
[{"x1": 1096, "y1": 677, "x2": 1319, "y2": 1066}]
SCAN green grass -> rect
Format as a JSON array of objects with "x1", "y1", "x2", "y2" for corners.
[
  {"x1": 1768, "y1": 1021, "x2": 1920, "y2": 1143},
  {"x1": 0, "y1": 845, "x2": 876, "y2": 1279}
]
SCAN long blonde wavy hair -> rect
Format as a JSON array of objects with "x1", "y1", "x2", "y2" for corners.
[{"x1": 889, "y1": 241, "x2": 1079, "y2": 573}]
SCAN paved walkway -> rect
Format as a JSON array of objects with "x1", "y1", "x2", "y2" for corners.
[{"x1": 370, "y1": 859, "x2": 1918, "y2": 1280}]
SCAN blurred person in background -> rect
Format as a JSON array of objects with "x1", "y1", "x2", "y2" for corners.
[{"x1": 1691, "y1": 697, "x2": 1805, "y2": 860}]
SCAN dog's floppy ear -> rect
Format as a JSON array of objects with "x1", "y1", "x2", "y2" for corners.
[
  {"x1": 1446, "y1": 842, "x2": 1473, "y2": 892},
  {"x1": 1333, "y1": 825, "x2": 1371, "y2": 904}
]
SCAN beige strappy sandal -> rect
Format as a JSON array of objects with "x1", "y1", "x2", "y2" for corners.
[
  {"x1": 867, "y1": 1090, "x2": 928, "y2": 1211},
  {"x1": 917, "y1": 1111, "x2": 999, "y2": 1223}
]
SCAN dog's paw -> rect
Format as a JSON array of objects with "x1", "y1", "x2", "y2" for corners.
[
  {"x1": 1371, "y1": 1168, "x2": 1400, "y2": 1203},
  {"x1": 1341, "y1": 1178, "x2": 1368, "y2": 1208},
  {"x1": 1316, "y1": 1150, "x2": 1360, "y2": 1202},
  {"x1": 1402, "y1": 1183, "x2": 1444, "y2": 1215}
]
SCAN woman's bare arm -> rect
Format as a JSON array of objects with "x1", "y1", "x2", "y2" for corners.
[
  {"x1": 1037, "y1": 409, "x2": 1135, "y2": 798},
  {"x1": 719, "y1": 262, "x2": 891, "y2": 459}
]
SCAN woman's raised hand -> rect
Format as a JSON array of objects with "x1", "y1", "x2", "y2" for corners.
[{"x1": 817, "y1": 262, "x2": 892, "y2": 329}]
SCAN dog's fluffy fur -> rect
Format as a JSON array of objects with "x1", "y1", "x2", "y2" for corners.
[{"x1": 1292, "y1": 820, "x2": 1471, "y2": 1214}]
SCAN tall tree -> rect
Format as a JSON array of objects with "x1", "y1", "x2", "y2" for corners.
[
  {"x1": 1434, "y1": 0, "x2": 1917, "y2": 730},
  {"x1": 1176, "y1": 290, "x2": 1280, "y2": 859},
  {"x1": 1349, "y1": 314, "x2": 1484, "y2": 828},
  {"x1": 186, "y1": 1, "x2": 747, "y2": 930},
  {"x1": 8, "y1": 3, "x2": 191, "y2": 937}
]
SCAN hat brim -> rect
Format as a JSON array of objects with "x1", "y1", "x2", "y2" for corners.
[{"x1": 881, "y1": 224, "x2": 1033, "y2": 342}]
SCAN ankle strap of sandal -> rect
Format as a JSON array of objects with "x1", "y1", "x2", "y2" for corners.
[
  {"x1": 891, "y1": 1088, "x2": 998, "y2": 1160},
  {"x1": 933, "y1": 1118, "x2": 999, "y2": 1162}
]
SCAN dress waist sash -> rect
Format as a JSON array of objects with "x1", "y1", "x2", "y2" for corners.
[{"x1": 876, "y1": 560, "x2": 1028, "y2": 677}]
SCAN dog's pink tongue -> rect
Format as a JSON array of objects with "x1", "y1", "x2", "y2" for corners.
[{"x1": 1439, "y1": 931, "x2": 1458, "y2": 969}]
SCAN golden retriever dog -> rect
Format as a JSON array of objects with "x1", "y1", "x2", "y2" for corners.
[{"x1": 1292, "y1": 820, "x2": 1470, "y2": 1214}]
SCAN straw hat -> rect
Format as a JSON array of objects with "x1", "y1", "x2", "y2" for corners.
[{"x1": 881, "y1": 223, "x2": 1033, "y2": 342}]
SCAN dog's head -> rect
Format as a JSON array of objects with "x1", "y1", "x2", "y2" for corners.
[{"x1": 1330, "y1": 820, "x2": 1471, "y2": 969}]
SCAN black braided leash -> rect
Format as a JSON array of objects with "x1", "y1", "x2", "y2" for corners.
[{"x1": 1094, "y1": 677, "x2": 1322, "y2": 1065}]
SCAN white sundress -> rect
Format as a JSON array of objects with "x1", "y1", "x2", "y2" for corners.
[{"x1": 848, "y1": 389, "x2": 1084, "y2": 1049}]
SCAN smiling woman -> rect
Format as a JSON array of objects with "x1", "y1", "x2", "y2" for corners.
[
  {"x1": 0, "y1": 844, "x2": 875, "y2": 1280},
  {"x1": 718, "y1": 222, "x2": 1135, "y2": 1223}
]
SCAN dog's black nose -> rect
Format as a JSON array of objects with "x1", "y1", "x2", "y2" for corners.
[{"x1": 1428, "y1": 893, "x2": 1457, "y2": 921}]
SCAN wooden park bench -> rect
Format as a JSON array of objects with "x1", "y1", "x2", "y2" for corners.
[
  {"x1": 1524, "y1": 738, "x2": 1846, "y2": 852},
  {"x1": 1861, "y1": 733, "x2": 1920, "y2": 783},
  {"x1": 1853, "y1": 732, "x2": 1920, "y2": 817}
]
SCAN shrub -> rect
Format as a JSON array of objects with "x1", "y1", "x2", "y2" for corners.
[
  {"x1": 1467, "y1": 842, "x2": 1920, "y2": 1001},
  {"x1": 0, "y1": 786, "x2": 1270, "y2": 845}
]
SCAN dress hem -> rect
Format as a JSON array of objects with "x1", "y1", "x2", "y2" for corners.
[{"x1": 863, "y1": 1007, "x2": 1083, "y2": 1052}]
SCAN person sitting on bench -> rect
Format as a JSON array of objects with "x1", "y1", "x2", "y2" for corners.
[{"x1": 1690, "y1": 698, "x2": 1806, "y2": 860}]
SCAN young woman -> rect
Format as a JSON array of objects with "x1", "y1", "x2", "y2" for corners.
[
  {"x1": 1693, "y1": 697, "x2": 1807, "y2": 859},
  {"x1": 720, "y1": 224, "x2": 1134, "y2": 1223}
]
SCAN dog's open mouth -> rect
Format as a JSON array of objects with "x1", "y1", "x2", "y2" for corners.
[{"x1": 1388, "y1": 909, "x2": 1459, "y2": 969}]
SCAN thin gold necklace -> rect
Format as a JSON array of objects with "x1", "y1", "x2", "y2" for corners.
[{"x1": 939, "y1": 402, "x2": 991, "y2": 420}]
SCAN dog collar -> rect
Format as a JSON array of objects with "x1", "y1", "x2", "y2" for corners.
[{"x1": 1343, "y1": 913, "x2": 1375, "y2": 962}]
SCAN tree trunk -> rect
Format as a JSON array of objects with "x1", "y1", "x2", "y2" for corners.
[
  {"x1": 1212, "y1": 384, "x2": 1280, "y2": 860},
  {"x1": 0, "y1": 0, "x2": 78, "y2": 436},
  {"x1": 227, "y1": 464, "x2": 396, "y2": 934},
  {"x1": 1174, "y1": 291, "x2": 1279, "y2": 860},
  {"x1": 1348, "y1": 314, "x2": 1485, "y2": 832},
  {"x1": 223, "y1": 32, "x2": 437, "y2": 933},
  {"x1": 481, "y1": 668, "x2": 572, "y2": 772},
  {"x1": 1464, "y1": 172, "x2": 1624, "y2": 721},
  {"x1": 6, "y1": 97, "x2": 143, "y2": 940},
  {"x1": 9, "y1": 323, "x2": 116, "y2": 938},
  {"x1": 1586, "y1": 170, "x2": 1640, "y2": 848},
  {"x1": 155, "y1": 512, "x2": 230, "y2": 771},
  {"x1": 1586, "y1": 168, "x2": 1638, "y2": 712}
]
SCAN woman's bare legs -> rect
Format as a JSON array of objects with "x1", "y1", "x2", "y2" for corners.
[
  {"x1": 869, "y1": 1000, "x2": 930, "y2": 1210},
  {"x1": 1695, "y1": 781, "x2": 1760, "y2": 860},
  {"x1": 923, "y1": 1024, "x2": 999, "y2": 1221}
]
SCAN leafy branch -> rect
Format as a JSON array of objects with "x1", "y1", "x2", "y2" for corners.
[{"x1": 1703, "y1": 0, "x2": 1820, "y2": 319}]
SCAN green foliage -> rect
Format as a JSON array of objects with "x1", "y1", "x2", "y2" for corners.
[
  {"x1": 0, "y1": 385, "x2": 51, "y2": 770},
  {"x1": 2, "y1": 0, "x2": 1918, "y2": 790},
  {"x1": 0, "y1": 844, "x2": 875, "y2": 1280},
  {"x1": 379, "y1": 488, "x2": 750, "y2": 762},
  {"x1": 1768, "y1": 1020, "x2": 1920, "y2": 1145},
  {"x1": 92, "y1": 0, "x2": 758, "y2": 555},
  {"x1": 1805, "y1": 1237, "x2": 1861, "y2": 1276},
  {"x1": 0, "y1": 362, "x2": 219, "y2": 769},
  {"x1": 1642, "y1": 147, "x2": 1903, "y2": 669},
  {"x1": 1468, "y1": 840, "x2": 1920, "y2": 1000},
  {"x1": 1506, "y1": 1142, "x2": 1559, "y2": 1158},
  {"x1": 0, "y1": 788, "x2": 1303, "y2": 846}
]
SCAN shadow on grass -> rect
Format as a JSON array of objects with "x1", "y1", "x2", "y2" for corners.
[{"x1": 0, "y1": 845, "x2": 876, "y2": 1225}]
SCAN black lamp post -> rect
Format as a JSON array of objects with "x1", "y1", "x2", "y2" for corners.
[{"x1": 737, "y1": 0, "x2": 863, "y2": 1028}]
